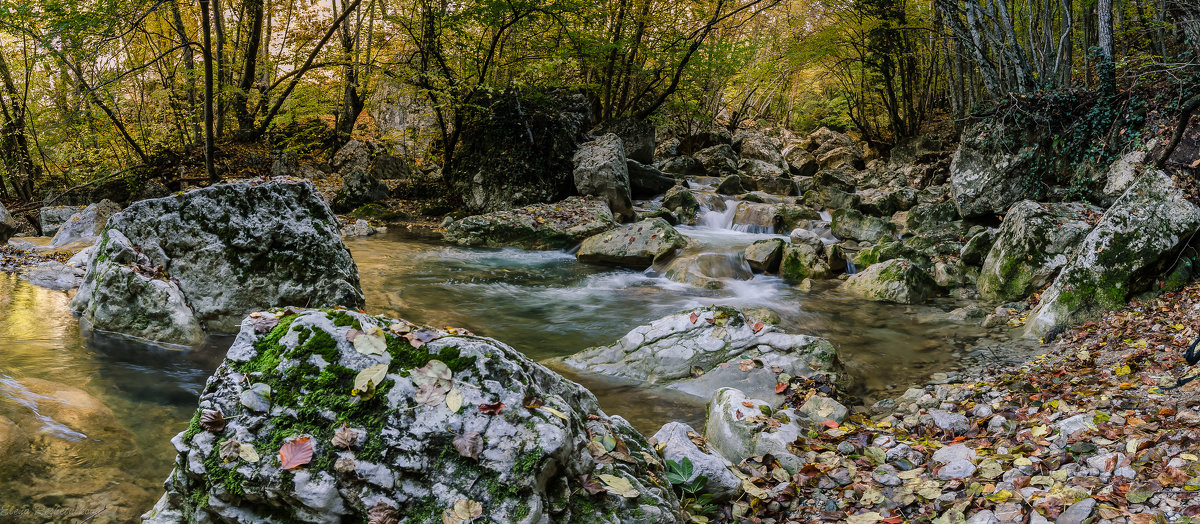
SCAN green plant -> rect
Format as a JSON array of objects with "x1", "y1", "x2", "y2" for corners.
[{"x1": 664, "y1": 457, "x2": 717, "y2": 522}]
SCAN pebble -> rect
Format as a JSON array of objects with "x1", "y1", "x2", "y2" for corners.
[
  {"x1": 932, "y1": 444, "x2": 976, "y2": 464},
  {"x1": 1056, "y1": 498, "x2": 1095, "y2": 524},
  {"x1": 966, "y1": 510, "x2": 1000, "y2": 524},
  {"x1": 930, "y1": 410, "x2": 970, "y2": 433},
  {"x1": 937, "y1": 459, "x2": 976, "y2": 480}
]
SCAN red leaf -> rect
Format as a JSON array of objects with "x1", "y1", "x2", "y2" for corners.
[
  {"x1": 882, "y1": 518, "x2": 904, "y2": 524},
  {"x1": 820, "y1": 420, "x2": 840, "y2": 429},
  {"x1": 705, "y1": 317, "x2": 715, "y2": 324},
  {"x1": 478, "y1": 402, "x2": 506, "y2": 415},
  {"x1": 279, "y1": 436, "x2": 314, "y2": 470},
  {"x1": 775, "y1": 382, "x2": 787, "y2": 394},
  {"x1": 689, "y1": 312, "x2": 699, "y2": 324},
  {"x1": 741, "y1": 401, "x2": 756, "y2": 408},
  {"x1": 753, "y1": 322, "x2": 765, "y2": 333}
]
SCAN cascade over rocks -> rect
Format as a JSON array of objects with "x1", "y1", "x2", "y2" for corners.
[
  {"x1": 447, "y1": 91, "x2": 590, "y2": 214},
  {"x1": 576, "y1": 218, "x2": 687, "y2": 268},
  {"x1": 143, "y1": 309, "x2": 680, "y2": 523},
  {"x1": 1025, "y1": 169, "x2": 1200, "y2": 337},
  {"x1": 444, "y1": 196, "x2": 617, "y2": 250},
  {"x1": 573, "y1": 134, "x2": 635, "y2": 222},
  {"x1": 561, "y1": 306, "x2": 839, "y2": 404},
  {"x1": 661, "y1": 253, "x2": 754, "y2": 289},
  {"x1": 977, "y1": 201, "x2": 1101, "y2": 302},
  {"x1": 70, "y1": 181, "x2": 364, "y2": 346},
  {"x1": 842, "y1": 258, "x2": 939, "y2": 304}
]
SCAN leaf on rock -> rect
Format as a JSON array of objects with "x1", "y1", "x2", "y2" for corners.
[
  {"x1": 689, "y1": 312, "x2": 699, "y2": 324},
  {"x1": 444, "y1": 499, "x2": 483, "y2": 523},
  {"x1": 597, "y1": 474, "x2": 639, "y2": 498},
  {"x1": 367, "y1": 501, "x2": 399, "y2": 524},
  {"x1": 252, "y1": 315, "x2": 280, "y2": 333},
  {"x1": 333, "y1": 425, "x2": 359, "y2": 450},
  {"x1": 279, "y1": 436, "x2": 314, "y2": 470},
  {"x1": 742, "y1": 479, "x2": 769, "y2": 499},
  {"x1": 387, "y1": 321, "x2": 412, "y2": 335},
  {"x1": 416, "y1": 382, "x2": 449, "y2": 406},
  {"x1": 753, "y1": 321, "x2": 765, "y2": 333},
  {"x1": 446, "y1": 389, "x2": 464, "y2": 412},
  {"x1": 403, "y1": 329, "x2": 440, "y2": 349},
  {"x1": 240, "y1": 382, "x2": 272, "y2": 412},
  {"x1": 219, "y1": 439, "x2": 241, "y2": 462},
  {"x1": 478, "y1": 402, "x2": 505, "y2": 415},
  {"x1": 353, "y1": 327, "x2": 387, "y2": 356},
  {"x1": 453, "y1": 431, "x2": 483, "y2": 460},
  {"x1": 541, "y1": 405, "x2": 569, "y2": 421},
  {"x1": 200, "y1": 409, "x2": 226, "y2": 433},
  {"x1": 738, "y1": 359, "x2": 755, "y2": 371},
  {"x1": 413, "y1": 360, "x2": 452, "y2": 385},
  {"x1": 523, "y1": 395, "x2": 545, "y2": 409},
  {"x1": 580, "y1": 474, "x2": 607, "y2": 495},
  {"x1": 239, "y1": 443, "x2": 260, "y2": 463},
  {"x1": 846, "y1": 512, "x2": 883, "y2": 524},
  {"x1": 353, "y1": 364, "x2": 389, "y2": 396}
]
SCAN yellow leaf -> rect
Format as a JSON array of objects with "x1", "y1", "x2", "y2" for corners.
[
  {"x1": 742, "y1": 480, "x2": 769, "y2": 500},
  {"x1": 353, "y1": 364, "x2": 389, "y2": 394},
  {"x1": 846, "y1": 512, "x2": 882, "y2": 524},
  {"x1": 1114, "y1": 364, "x2": 1131, "y2": 376},
  {"x1": 598, "y1": 474, "x2": 638, "y2": 498},
  {"x1": 239, "y1": 443, "x2": 259, "y2": 463},
  {"x1": 1031, "y1": 425, "x2": 1049, "y2": 437},
  {"x1": 1014, "y1": 457, "x2": 1033, "y2": 467},
  {"x1": 541, "y1": 405, "x2": 569, "y2": 421},
  {"x1": 446, "y1": 389, "x2": 463, "y2": 412},
  {"x1": 1181, "y1": 453, "x2": 1198, "y2": 461}
]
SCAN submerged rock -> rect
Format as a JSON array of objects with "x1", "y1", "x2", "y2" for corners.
[
  {"x1": 661, "y1": 253, "x2": 754, "y2": 290},
  {"x1": 577, "y1": 218, "x2": 686, "y2": 268},
  {"x1": 444, "y1": 196, "x2": 617, "y2": 250},
  {"x1": 143, "y1": 309, "x2": 679, "y2": 523},
  {"x1": 21, "y1": 261, "x2": 85, "y2": 290},
  {"x1": 70, "y1": 181, "x2": 364, "y2": 345},
  {"x1": 977, "y1": 201, "x2": 1100, "y2": 302},
  {"x1": 841, "y1": 258, "x2": 938, "y2": 304},
  {"x1": 50, "y1": 199, "x2": 121, "y2": 248},
  {"x1": 1026, "y1": 169, "x2": 1200, "y2": 337},
  {"x1": 573, "y1": 134, "x2": 634, "y2": 222},
  {"x1": 561, "y1": 306, "x2": 838, "y2": 404}
]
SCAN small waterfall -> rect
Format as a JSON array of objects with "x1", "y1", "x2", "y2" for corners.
[
  {"x1": 845, "y1": 257, "x2": 857, "y2": 275},
  {"x1": 818, "y1": 210, "x2": 833, "y2": 222},
  {"x1": 731, "y1": 202, "x2": 776, "y2": 234},
  {"x1": 698, "y1": 199, "x2": 739, "y2": 229}
]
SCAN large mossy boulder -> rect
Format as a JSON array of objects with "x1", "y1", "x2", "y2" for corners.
[
  {"x1": 142, "y1": 309, "x2": 680, "y2": 523},
  {"x1": 904, "y1": 201, "x2": 958, "y2": 234},
  {"x1": 577, "y1": 218, "x2": 686, "y2": 268},
  {"x1": 949, "y1": 120, "x2": 1042, "y2": 218},
  {"x1": 977, "y1": 201, "x2": 1100, "y2": 302},
  {"x1": 332, "y1": 169, "x2": 390, "y2": 213},
  {"x1": 573, "y1": 134, "x2": 634, "y2": 222},
  {"x1": 831, "y1": 208, "x2": 893, "y2": 243},
  {"x1": 50, "y1": 199, "x2": 122, "y2": 248},
  {"x1": 841, "y1": 258, "x2": 938, "y2": 304},
  {"x1": 744, "y1": 238, "x2": 785, "y2": 273},
  {"x1": 852, "y1": 239, "x2": 931, "y2": 270},
  {"x1": 446, "y1": 91, "x2": 590, "y2": 214},
  {"x1": 561, "y1": 306, "x2": 838, "y2": 403},
  {"x1": 444, "y1": 196, "x2": 617, "y2": 250},
  {"x1": 1025, "y1": 169, "x2": 1200, "y2": 338},
  {"x1": 780, "y1": 238, "x2": 833, "y2": 282},
  {"x1": 661, "y1": 186, "x2": 700, "y2": 224},
  {"x1": 70, "y1": 181, "x2": 364, "y2": 346}
]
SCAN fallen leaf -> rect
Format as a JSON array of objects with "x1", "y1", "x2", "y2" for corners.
[
  {"x1": 597, "y1": 474, "x2": 638, "y2": 498},
  {"x1": 219, "y1": 439, "x2": 241, "y2": 462},
  {"x1": 846, "y1": 511, "x2": 882, "y2": 524},
  {"x1": 200, "y1": 409, "x2": 226, "y2": 433},
  {"x1": 478, "y1": 401, "x2": 505, "y2": 414},
  {"x1": 446, "y1": 389, "x2": 464, "y2": 412},
  {"x1": 353, "y1": 364, "x2": 389, "y2": 396},
  {"x1": 442, "y1": 499, "x2": 483, "y2": 523},
  {"x1": 368, "y1": 501, "x2": 399, "y2": 524},
  {"x1": 581, "y1": 474, "x2": 607, "y2": 494},
  {"x1": 252, "y1": 315, "x2": 280, "y2": 333},
  {"x1": 753, "y1": 321, "x2": 765, "y2": 333},
  {"x1": 523, "y1": 395, "x2": 545, "y2": 409},
  {"x1": 404, "y1": 329, "x2": 439, "y2": 348},
  {"x1": 689, "y1": 312, "x2": 699, "y2": 324},
  {"x1": 240, "y1": 443, "x2": 260, "y2": 463},
  {"x1": 775, "y1": 382, "x2": 787, "y2": 394},
  {"x1": 279, "y1": 436, "x2": 314, "y2": 470},
  {"x1": 332, "y1": 425, "x2": 359, "y2": 449},
  {"x1": 354, "y1": 327, "x2": 387, "y2": 356},
  {"x1": 738, "y1": 359, "x2": 755, "y2": 371},
  {"x1": 454, "y1": 431, "x2": 483, "y2": 460},
  {"x1": 541, "y1": 405, "x2": 569, "y2": 420}
]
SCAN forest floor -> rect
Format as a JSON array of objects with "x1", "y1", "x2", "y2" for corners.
[{"x1": 740, "y1": 282, "x2": 1200, "y2": 523}]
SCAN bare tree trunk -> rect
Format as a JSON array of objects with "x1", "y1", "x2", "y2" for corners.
[
  {"x1": 200, "y1": 0, "x2": 218, "y2": 183},
  {"x1": 170, "y1": 0, "x2": 200, "y2": 144},
  {"x1": 235, "y1": 0, "x2": 264, "y2": 134},
  {"x1": 1097, "y1": 0, "x2": 1115, "y2": 92},
  {"x1": 213, "y1": 0, "x2": 227, "y2": 138}
]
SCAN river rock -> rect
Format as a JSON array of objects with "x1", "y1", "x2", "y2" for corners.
[
  {"x1": 950, "y1": 120, "x2": 1039, "y2": 218},
  {"x1": 0, "y1": 201, "x2": 17, "y2": 243},
  {"x1": 1102, "y1": 149, "x2": 1148, "y2": 198},
  {"x1": 627, "y1": 159, "x2": 676, "y2": 199},
  {"x1": 733, "y1": 130, "x2": 786, "y2": 170},
  {"x1": 1026, "y1": 169, "x2": 1200, "y2": 337},
  {"x1": 977, "y1": 201, "x2": 1100, "y2": 302},
  {"x1": 831, "y1": 208, "x2": 893, "y2": 243},
  {"x1": 841, "y1": 258, "x2": 938, "y2": 304},
  {"x1": 650, "y1": 422, "x2": 741, "y2": 501},
  {"x1": 786, "y1": 148, "x2": 819, "y2": 177},
  {"x1": 50, "y1": 199, "x2": 121, "y2": 248},
  {"x1": 39, "y1": 205, "x2": 84, "y2": 236},
  {"x1": 562, "y1": 306, "x2": 838, "y2": 404},
  {"x1": 857, "y1": 188, "x2": 916, "y2": 216},
  {"x1": 715, "y1": 175, "x2": 745, "y2": 195},
  {"x1": 70, "y1": 181, "x2": 364, "y2": 345},
  {"x1": 852, "y1": 239, "x2": 931, "y2": 270},
  {"x1": 573, "y1": 134, "x2": 634, "y2": 223},
  {"x1": 744, "y1": 238, "x2": 785, "y2": 273},
  {"x1": 656, "y1": 156, "x2": 706, "y2": 177},
  {"x1": 732, "y1": 202, "x2": 781, "y2": 233},
  {"x1": 446, "y1": 91, "x2": 588, "y2": 214},
  {"x1": 341, "y1": 219, "x2": 378, "y2": 238},
  {"x1": 796, "y1": 395, "x2": 848, "y2": 424},
  {"x1": 780, "y1": 241, "x2": 833, "y2": 282},
  {"x1": 816, "y1": 146, "x2": 865, "y2": 171},
  {"x1": 695, "y1": 144, "x2": 739, "y2": 177},
  {"x1": 142, "y1": 309, "x2": 679, "y2": 524},
  {"x1": 960, "y1": 228, "x2": 998, "y2": 266},
  {"x1": 662, "y1": 186, "x2": 700, "y2": 224},
  {"x1": 577, "y1": 218, "x2": 686, "y2": 268},
  {"x1": 661, "y1": 253, "x2": 753, "y2": 289},
  {"x1": 704, "y1": 388, "x2": 807, "y2": 473},
  {"x1": 592, "y1": 118, "x2": 655, "y2": 164},
  {"x1": 445, "y1": 196, "x2": 617, "y2": 250},
  {"x1": 0, "y1": 415, "x2": 29, "y2": 471},
  {"x1": 21, "y1": 261, "x2": 85, "y2": 290},
  {"x1": 332, "y1": 169, "x2": 390, "y2": 212},
  {"x1": 904, "y1": 201, "x2": 958, "y2": 234},
  {"x1": 753, "y1": 176, "x2": 798, "y2": 196},
  {"x1": 738, "y1": 158, "x2": 786, "y2": 179},
  {"x1": 331, "y1": 139, "x2": 413, "y2": 180},
  {"x1": 678, "y1": 130, "x2": 732, "y2": 155}
]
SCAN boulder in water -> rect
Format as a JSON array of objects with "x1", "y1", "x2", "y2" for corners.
[
  {"x1": 1025, "y1": 169, "x2": 1200, "y2": 337},
  {"x1": 70, "y1": 181, "x2": 364, "y2": 345},
  {"x1": 732, "y1": 202, "x2": 779, "y2": 233},
  {"x1": 831, "y1": 208, "x2": 894, "y2": 243},
  {"x1": 444, "y1": 196, "x2": 617, "y2": 250},
  {"x1": 744, "y1": 238, "x2": 785, "y2": 273},
  {"x1": 577, "y1": 218, "x2": 686, "y2": 268},
  {"x1": 562, "y1": 306, "x2": 838, "y2": 404},
  {"x1": 143, "y1": 309, "x2": 679, "y2": 523},
  {"x1": 39, "y1": 205, "x2": 84, "y2": 237},
  {"x1": 977, "y1": 200, "x2": 1101, "y2": 302},
  {"x1": 852, "y1": 239, "x2": 931, "y2": 270},
  {"x1": 50, "y1": 199, "x2": 121, "y2": 248},
  {"x1": 21, "y1": 261, "x2": 85, "y2": 290},
  {"x1": 627, "y1": 159, "x2": 676, "y2": 199},
  {"x1": 715, "y1": 175, "x2": 744, "y2": 195},
  {"x1": 841, "y1": 258, "x2": 938, "y2": 304},
  {"x1": 694, "y1": 144, "x2": 738, "y2": 177},
  {"x1": 661, "y1": 253, "x2": 753, "y2": 290},
  {"x1": 332, "y1": 169, "x2": 390, "y2": 213},
  {"x1": 780, "y1": 241, "x2": 833, "y2": 282},
  {"x1": 661, "y1": 186, "x2": 700, "y2": 224},
  {"x1": 573, "y1": 134, "x2": 635, "y2": 222}
]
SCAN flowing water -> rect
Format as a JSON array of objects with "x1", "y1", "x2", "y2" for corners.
[{"x1": 0, "y1": 188, "x2": 989, "y2": 518}]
